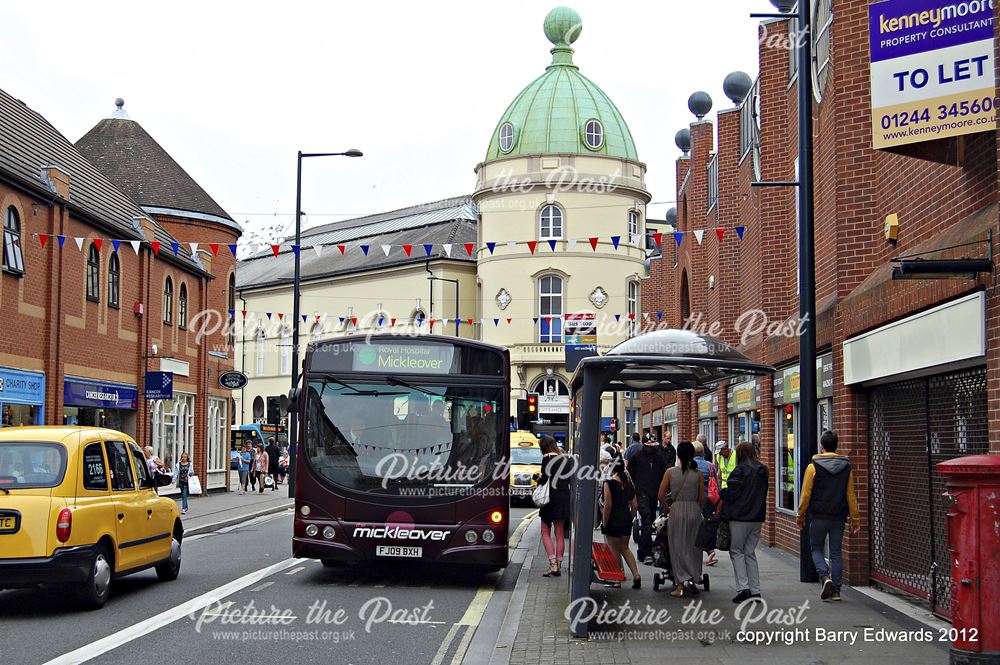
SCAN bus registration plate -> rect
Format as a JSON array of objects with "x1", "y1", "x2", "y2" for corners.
[{"x1": 376, "y1": 545, "x2": 422, "y2": 558}]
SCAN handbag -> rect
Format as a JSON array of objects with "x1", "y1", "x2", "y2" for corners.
[
  {"x1": 263, "y1": 474, "x2": 275, "y2": 488},
  {"x1": 531, "y1": 480, "x2": 550, "y2": 508},
  {"x1": 187, "y1": 473, "x2": 202, "y2": 496},
  {"x1": 707, "y1": 464, "x2": 721, "y2": 505},
  {"x1": 695, "y1": 513, "x2": 721, "y2": 551},
  {"x1": 715, "y1": 520, "x2": 731, "y2": 552}
]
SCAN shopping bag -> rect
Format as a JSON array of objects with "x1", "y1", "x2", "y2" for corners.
[
  {"x1": 263, "y1": 474, "x2": 275, "y2": 489},
  {"x1": 695, "y1": 514, "x2": 720, "y2": 551},
  {"x1": 531, "y1": 481, "x2": 550, "y2": 508},
  {"x1": 187, "y1": 474, "x2": 203, "y2": 495}
]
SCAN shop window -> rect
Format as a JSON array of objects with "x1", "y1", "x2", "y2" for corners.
[
  {"x1": 777, "y1": 404, "x2": 798, "y2": 512},
  {"x1": 86, "y1": 244, "x2": 100, "y2": 302},
  {"x1": 178, "y1": 283, "x2": 188, "y2": 329},
  {"x1": 150, "y1": 393, "x2": 195, "y2": 472},
  {"x1": 163, "y1": 277, "x2": 173, "y2": 325},
  {"x1": 539, "y1": 204, "x2": 563, "y2": 240},
  {"x1": 82, "y1": 442, "x2": 109, "y2": 491},
  {"x1": 105, "y1": 440, "x2": 135, "y2": 491},
  {"x1": 3, "y1": 206, "x2": 24, "y2": 275},
  {"x1": 108, "y1": 253, "x2": 121, "y2": 308},
  {"x1": 207, "y1": 397, "x2": 227, "y2": 474}
]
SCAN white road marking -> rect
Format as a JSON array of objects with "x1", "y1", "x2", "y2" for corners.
[
  {"x1": 450, "y1": 626, "x2": 475, "y2": 665},
  {"x1": 386, "y1": 619, "x2": 448, "y2": 625},
  {"x1": 284, "y1": 566, "x2": 306, "y2": 576},
  {"x1": 249, "y1": 580, "x2": 274, "y2": 592},
  {"x1": 42, "y1": 557, "x2": 298, "y2": 665},
  {"x1": 430, "y1": 624, "x2": 462, "y2": 665}
]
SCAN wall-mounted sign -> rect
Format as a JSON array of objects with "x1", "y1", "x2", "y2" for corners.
[
  {"x1": 869, "y1": 0, "x2": 996, "y2": 149},
  {"x1": 144, "y1": 371, "x2": 174, "y2": 401},
  {"x1": 662, "y1": 403, "x2": 678, "y2": 423},
  {"x1": 727, "y1": 379, "x2": 760, "y2": 413},
  {"x1": 218, "y1": 371, "x2": 249, "y2": 390},
  {"x1": 773, "y1": 353, "x2": 834, "y2": 405},
  {"x1": 697, "y1": 392, "x2": 719, "y2": 419},
  {"x1": 65, "y1": 377, "x2": 138, "y2": 410}
]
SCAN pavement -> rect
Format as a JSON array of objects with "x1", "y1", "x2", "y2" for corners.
[
  {"x1": 497, "y1": 526, "x2": 954, "y2": 665},
  {"x1": 162, "y1": 473, "x2": 293, "y2": 535}
]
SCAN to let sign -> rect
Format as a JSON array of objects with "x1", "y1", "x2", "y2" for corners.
[{"x1": 869, "y1": 0, "x2": 996, "y2": 149}]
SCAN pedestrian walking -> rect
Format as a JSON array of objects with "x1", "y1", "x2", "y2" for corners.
[
  {"x1": 657, "y1": 441, "x2": 705, "y2": 597},
  {"x1": 658, "y1": 430, "x2": 676, "y2": 468},
  {"x1": 623, "y1": 432, "x2": 643, "y2": 461},
  {"x1": 237, "y1": 443, "x2": 251, "y2": 494},
  {"x1": 143, "y1": 445, "x2": 164, "y2": 478},
  {"x1": 721, "y1": 442, "x2": 768, "y2": 603},
  {"x1": 797, "y1": 430, "x2": 860, "y2": 602},
  {"x1": 693, "y1": 440, "x2": 721, "y2": 567},
  {"x1": 172, "y1": 452, "x2": 193, "y2": 515},
  {"x1": 601, "y1": 459, "x2": 641, "y2": 589},
  {"x1": 715, "y1": 440, "x2": 736, "y2": 488},
  {"x1": 696, "y1": 432, "x2": 713, "y2": 463},
  {"x1": 265, "y1": 437, "x2": 280, "y2": 491},
  {"x1": 626, "y1": 436, "x2": 667, "y2": 564},
  {"x1": 254, "y1": 443, "x2": 269, "y2": 495},
  {"x1": 538, "y1": 435, "x2": 572, "y2": 577}
]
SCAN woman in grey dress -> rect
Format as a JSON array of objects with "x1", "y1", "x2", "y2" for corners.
[{"x1": 658, "y1": 441, "x2": 705, "y2": 597}]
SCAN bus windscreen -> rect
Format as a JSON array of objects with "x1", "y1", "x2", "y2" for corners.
[{"x1": 303, "y1": 379, "x2": 504, "y2": 496}]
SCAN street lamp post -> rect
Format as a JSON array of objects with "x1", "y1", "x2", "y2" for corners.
[{"x1": 288, "y1": 149, "x2": 362, "y2": 498}]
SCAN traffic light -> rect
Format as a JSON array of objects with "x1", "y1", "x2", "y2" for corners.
[
  {"x1": 516, "y1": 398, "x2": 529, "y2": 430},
  {"x1": 527, "y1": 393, "x2": 538, "y2": 415},
  {"x1": 267, "y1": 396, "x2": 281, "y2": 424}
]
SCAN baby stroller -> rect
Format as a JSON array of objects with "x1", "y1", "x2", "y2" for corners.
[{"x1": 649, "y1": 514, "x2": 710, "y2": 592}]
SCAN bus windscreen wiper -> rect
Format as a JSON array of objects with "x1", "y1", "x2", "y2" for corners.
[
  {"x1": 385, "y1": 376, "x2": 440, "y2": 397},
  {"x1": 321, "y1": 375, "x2": 404, "y2": 397}
]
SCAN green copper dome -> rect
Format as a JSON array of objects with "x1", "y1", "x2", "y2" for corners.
[{"x1": 485, "y1": 7, "x2": 639, "y2": 162}]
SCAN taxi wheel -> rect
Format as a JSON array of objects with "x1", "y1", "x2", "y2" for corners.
[
  {"x1": 155, "y1": 535, "x2": 182, "y2": 581},
  {"x1": 77, "y1": 545, "x2": 113, "y2": 609},
  {"x1": 320, "y1": 559, "x2": 340, "y2": 568}
]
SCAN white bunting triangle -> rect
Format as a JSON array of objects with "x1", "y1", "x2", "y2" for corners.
[
  {"x1": 189, "y1": 242, "x2": 199, "y2": 254},
  {"x1": 74, "y1": 237, "x2": 84, "y2": 251},
  {"x1": 381, "y1": 245, "x2": 391, "y2": 257},
  {"x1": 442, "y1": 318, "x2": 450, "y2": 327},
  {"x1": 694, "y1": 229, "x2": 705, "y2": 245},
  {"x1": 442, "y1": 243, "x2": 452, "y2": 257},
  {"x1": 507, "y1": 240, "x2": 517, "y2": 251},
  {"x1": 130, "y1": 240, "x2": 141, "y2": 254},
  {"x1": 313, "y1": 245, "x2": 323, "y2": 259},
  {"x1": 567, "y1": 238, "x2": 578, "y2": 251}
]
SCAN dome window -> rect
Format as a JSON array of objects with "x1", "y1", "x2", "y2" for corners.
[
  {"x1": 498, "y1": 122, "x2": 516, "y2": 153},
  {"x1": 583, "y1": 119, "x2": 604, "y2": 150}
]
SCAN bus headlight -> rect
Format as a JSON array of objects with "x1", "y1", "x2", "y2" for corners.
[
  {"x1": 322, "y1": 526, "x2": 335, "y2": 540},
  {"x1": 300, "y1": 505, "x2": 311, "y2": 516},
  {"x1": 305, "y1": 524, "x2": 319, "y2": 537},
  {"x1": 489, "y1": 510, "x2": 504, "y2": 525},
  {"x1": 481, "y1": 529, "x2": 496, "y2": 543},
  {"x1": 464, "y1": 530, "x2": 479, "y2": 544}
]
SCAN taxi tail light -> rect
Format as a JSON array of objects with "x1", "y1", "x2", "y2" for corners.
[
  {"x1": 489, "y1": 510, "x2": 504, "y2": 525},
  {"x1": 56, "y1": 508, "x2": 72, "y2": 543}
]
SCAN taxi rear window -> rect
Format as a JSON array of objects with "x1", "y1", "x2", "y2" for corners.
[{"x1": 0, "y1": 442, "x2": 67, "y2": 489}]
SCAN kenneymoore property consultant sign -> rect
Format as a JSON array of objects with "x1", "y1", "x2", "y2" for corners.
[{"x1": 869, "y1": 0, "x2": 996, "y2": 149}]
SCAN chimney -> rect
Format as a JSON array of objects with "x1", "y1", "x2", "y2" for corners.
[{"x1": 40, "y1": 164, "x2": 70, "y2": 200}]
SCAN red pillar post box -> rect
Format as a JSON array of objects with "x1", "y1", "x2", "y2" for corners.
[{"x1": 937, "y1": 455, "x2": 1000, "y2": 665}]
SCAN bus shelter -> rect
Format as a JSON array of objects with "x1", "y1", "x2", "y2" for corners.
[{"x1": 566, "y1": 329, "x2": 774, "y2": 637}]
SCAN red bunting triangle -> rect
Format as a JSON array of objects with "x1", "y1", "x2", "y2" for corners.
[
  {"x1": 271, "y1": 244, "x2": 281, "y2": 257},
  {"x1": 39, "y1": 234, "x2": 48, "y2": 248},
  {"x1": 93, "y1": 238, "x2": 103, "y2": 252},
  {"x1": 467, "y1": 318, "x2": 473, "y2": 325},
  {"x1": 151, "y1": 241, "x2": 161, "y2": 255},
  {"x1": 351, "y1": 317, "x2": 357, "y2": 326},
  {"x1": 589, "y1": 237, "x2": 599, "y2": 251},
  {"x1": 277, "y1": 312, "x2": 284, "y2": 320},
  {"x1": 337, "y1": 245, "x2": 346, "y2": 255},
  {"x1": 464, "y1": 243, "x2": 474, "y2": 256},
  {"x1": 429, "y1": 318, "x2": 436, "y2": 328},
  {"x1": 402, "y1": 244, "x2": 413, "y2": 257},
  {"x1": 390, "y1": 318, "x2": 396, "y2": 326},
  {"x1": 653, "y1": 232, "x2": 663, "y2": 248},
  {"x1": 527, "y1": 241, "x2": 538, "y2": 254},
  {"x1": 716, "y1": 228, "x2": 726, "y2": 242},
  {"x1": 506, "y1": 318, "x2": 512, "y2": 324},
  {"x1": 241, "y1": 310, "x2": 248, "y2": 318},
  {"x1": 209, "y1": 243, "x2": 220, "y2": 256}
]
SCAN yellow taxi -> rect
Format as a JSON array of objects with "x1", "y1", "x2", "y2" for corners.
[
  {"x1": 0, "y1": 427, "x2": 182, "y2": 608},
  {"x1": 509, "y1": 430, "x2": 542, "y2": 504}
]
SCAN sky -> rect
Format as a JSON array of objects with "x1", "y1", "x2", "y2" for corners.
[{"x1": 1, "y1": 1, "x2": 765, "y2": 241}]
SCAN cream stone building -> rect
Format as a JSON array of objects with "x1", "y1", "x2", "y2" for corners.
[{"x1": 236, "y1": 7, "x2": 651, "y2": 439}]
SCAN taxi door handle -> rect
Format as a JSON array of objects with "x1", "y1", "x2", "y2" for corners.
[
  {"x1": 117, "y1": 513, "x2": 125, "y2": 520},
  {"x1": 147, "y1": 509, "x2": 154, "y2": 519}
]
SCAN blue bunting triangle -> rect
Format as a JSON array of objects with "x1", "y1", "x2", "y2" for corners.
[
  {"x1": 493, "y1": 318, "x2": 499, "y2": 327},
  {"x1": 736, "y1": 226, "x2": 746, "y2": 240},
  {"x1": 532, "y1": 317, "x2": 539, "y2": 325},
  {"x1": 486, "y1": 242, "x2": 496, "y2": 254},
  {"x1": 674, "y1": 232, "x2": 684, "y2": 247},
  {"x1": 301, "y1": 315, "x2": 308, "y2": 322},
  {"x1": 228, "y1": 309, "x2": 235, "y2": 318},
  {"x1": 424, "y1": 244, "x2": 434, "y2": 256},
  {"x1": 360, "y1": 245, "x2": 370, "y2": 255},
  {"x1": 657, "y1": 311, "x2": 663, "y2": 320},
  {"x1": 171, "y1": 242, "x2": 180, "y2": 255},
  {"x1": 57, "y1": 235, "x2": 66, "y2": 249},
  {"x1": 378, "y1": 317, "x2": 384, "y2": 326},
  {"x1": 228, "y1": 244, "x2": 238, "y2": 256},
  {"x1": 111, "y1": 240, "x2": 121, "y2": 253},
  {"x1": 292, "y1": 245, "x2": 300, "y2": 256},
  {"x1": 339, "y1": 317, "x2": 346, "y2": 325},
  {"x1": 266, "y1": 312, "x2": 273, "y2": 320},
  {"x1": 548, "y1": 239, "x2": 557, "y2": 251},
  {"x1": 611, "y1": 236, "x2": 621, "y2": 250},
  {"x1": 614, "y1": 314, "x2": 621, "y2": 322}
]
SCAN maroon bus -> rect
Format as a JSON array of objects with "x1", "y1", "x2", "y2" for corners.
[{"x1": 289, "y1": 335, "x2": 510, "y2": 570}]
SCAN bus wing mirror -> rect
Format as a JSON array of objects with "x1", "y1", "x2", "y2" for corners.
[{"x1": 285, "y1": 390, "x2": 299, "y2": 414}]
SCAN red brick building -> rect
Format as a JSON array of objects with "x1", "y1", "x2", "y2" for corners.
[
  {"x1": 641, "y1": 0, "x2": 999, "y2": 616},
  {"x1": 0, "y1": 92, "x2": 240, "y2": 491}
]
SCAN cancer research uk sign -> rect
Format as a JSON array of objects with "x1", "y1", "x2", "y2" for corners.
[{"x1": 869, "y1": 0, "x2": 996, "y2": 149}]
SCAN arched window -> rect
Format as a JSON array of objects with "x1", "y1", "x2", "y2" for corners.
[
  {"x1": 178, "y1": 283, "x2": 188, "y2": 329},
  {"x1": 163, "y1": 277, "x2": 173, "y2": 324},
  {"x1": 2, "y1": 206, "x2": 24, "y2": 275},
  {"x1": 280, "y1": 325, "x2": 292, "y2": 375},
  {"x1": 627, "y1": 281, "x2": 638, "y2": 338},
  {"x1": 628, "y1": 210, "x2": 640, "y2": 245},
  {"x1": 498, "y1": 122, "x2": 516, "y2": 153},
  {"x1": 252, "y1": 396, "x2": 265, "y2": 420},
  {"x1": 584, "y1": 119, "x2": 604, "y2": 150},
  {"x1": 255, "y1": 327, "x2": 266, "y2": 377},
  {"x1": 539, "y1": 275, "x2": 563, "y2": 343},
  {"x1": 539, "y1": 204, "x2": 563, "y2": 240},
  {"x1": 535, "y1": 377, "x2": 570, "y2": 398},
  {"x1": 86, "y1": 243, "x2": 100, "y2": 302},
  {"x1": 108, "y1": 253, "x2": 120, "y2": 308}
]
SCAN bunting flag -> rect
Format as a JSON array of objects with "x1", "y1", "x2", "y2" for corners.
[
  {"x1": 302, "y1": 315, "x2": 308, "y2": 323},
  {"x1": 611, "y1": 236, "x2": 621, "y2": 250},
  {"x1": 527, "y1": 241, "x2": 537, "y2": 255},
  {"x1": 506, "y1": 318, "x2": 512, "y2": 324},
  {"x1": 464, "y1": 243, "x2": 475, "y2": 256},
  {"x1": 532, "y1": 317, "x2": 539, "y2": 325},
  {"x1": 614, "y1": 314, "x2": 621, "y2": 322},
  {"x1": 402, "y1": 244, "x2": 413, "y2": 257},
  {"x1": 507, "y1": 240, "x2": 517, "y2": 251},
  {"x1": 313, "y1": 245, "x2": 323, "y2": 259},
  {"x1": 423, "y1": 244, "x2": 433, "y2": 256},
  {"x1": 656, "y1": 311, "x2": 663, "y2": 320},
  {"x1": 567, "y1": 238, "x2": 577, "y2": 251},
  {"x1": 390, "y1": 318, "x2": 396, "y2": 326},
  {"x1": 381, "y1": 245, "x2": 391, "y2": 257},
  {"x1": 338, "y1": 245, "x2": 346, "y2": 255},
  {"x1": 241, "y1": 310, "x2": 247, "y2": 318},
  {"x1": 73, "y1": 237, "x2": 84, "y2": 251},
  {"x1": 361, "y1": 245, "x2": 370, "y2": 255},
  {"x1": 209, "y1": 243, "x2": 220, "y2": 256},
  {"x1": 653, "y1": 232, "x2": 663, "y2": 248},
  {"x1": 674, "y1": 232, "x2": 684, "y2": 247},
  {"x1": 442, "y1": 243, "x2": 452, "y2": 257},
  {"x1": 339, "y1": 317, "x2": 346, "y2": 325},
  {"x1": 486, "y1": 242, "x2": 496, "y2": 255},
  {"x1": 589, "y1": 237, "x2": 599, "y2": 251},
  {"x1": 189, "y1": 242, "x2": 199, "y2": 255},
  {"x1": 715, "y1": 228, "x2": 725, "y2": 242},
  {"x1": 467, "y1": 318, "x2": 474, "y2": 326},
  {"x1": 130, "y1": 240, "x2": 141, "y2": 254},
  {"x1": 547, "y1": 239, "x2": 557, "y2": 251},
  {"x1": 39, "y1": 234, "x2": 48, "y2": 249},
  {"x1": 736, "y1": 226, "x2": 746, "y2": 240},
  {"x1": 93, "y1": 239, "x2": 103, "y2": 252},
  {"x1": 111, "y1": 239, "x2": 121, "y2": 253},
  {"x1": 693, "y1": 230, "x2": 704, "y2": 245},
  {"x1": 228, "y1": 244, "x2": 238, "y2": 256},
  {"x1": 277, "y1": 313, "x2": 284, "y2": 321},
  {"x1": 151, "y1": 241, "x2": 161, "y2": 255},
  {"x1": 266, "y1": 312, "x2": 273, "y2": 320},
  {"x1": 57, "y1": 235, "x2": 66, "y2": 249},
  {"x1": 172, "y1": 242, "x2": 181, "y2": 255},
  {"x1": 292, "y1": 245, "x2": 300, "y2": 256},
  {"x1": 493, "y1": 318, "x2": 500, "y2": 327}
]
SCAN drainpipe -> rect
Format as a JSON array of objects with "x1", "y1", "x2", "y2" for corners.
[{"x1": 240, "y1": 293, "x2": 248, "y2": 425}]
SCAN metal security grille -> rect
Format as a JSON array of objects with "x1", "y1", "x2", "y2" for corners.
[{"x1": 869, "y1": 367, "x2": 988, "y2": 617}]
